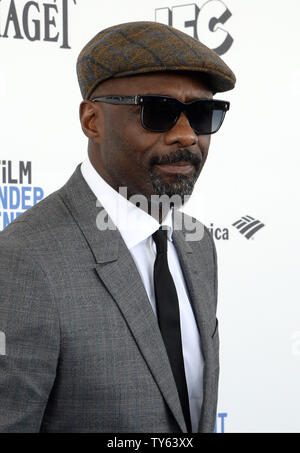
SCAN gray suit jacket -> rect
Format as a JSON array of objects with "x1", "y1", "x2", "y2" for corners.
[{"x1": 0, "y1": 164, "x2": 219, "y2": 433}]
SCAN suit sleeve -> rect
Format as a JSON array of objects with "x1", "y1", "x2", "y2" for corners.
[{"x1": 0, "y1": 237, "x2": 60, "y2": 432}]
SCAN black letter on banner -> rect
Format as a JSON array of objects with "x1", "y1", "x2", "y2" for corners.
[
  {"x1": 8, "y1": 161, "x2": 17, "y2": 184},
  {"x1": 155, "y1": 7, "x2": 172, "y2": 26},
  {"x1": 60, "y1": 0, "x2": 76, "y2": 49},
  {"x1": 172, "y1": 4, "x2": 200, "y2": 40},
  {"x1": 20, "y1": 161, "x2": 32, "y2": 184},
  {"x1": 209, "y1": 8, "x2": 233, "y2": 56},
  {"x1": 44, "y1": 3, "x2": 59, "y2": 42},
  {"x1": 3, "y1": 0, "x2": 24, "y2": 39},
  {"x1": 23, "y1": 1, "x2": 41, "y2": 41}
]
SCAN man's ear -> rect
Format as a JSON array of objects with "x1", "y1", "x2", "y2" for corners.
[{"x1": 79, "y1": 100, "x2": 103, "y2": 143}]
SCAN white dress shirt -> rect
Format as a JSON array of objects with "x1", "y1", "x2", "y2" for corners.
[{"x1": 81, "y1": 156, "x2": 204, "y2": 432}]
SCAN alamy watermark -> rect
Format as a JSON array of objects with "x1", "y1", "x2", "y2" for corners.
[{"x1": 95, "y1": 187, "x2": 204, "y2": 242}]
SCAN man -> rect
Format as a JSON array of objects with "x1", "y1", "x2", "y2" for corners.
[{"x1": 0, "y1": 21, "x2": 235, "y2": 432}]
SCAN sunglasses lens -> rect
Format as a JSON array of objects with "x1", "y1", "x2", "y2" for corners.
[
  {"x1": 140, "y1": 97, "x2": 228, "y2": 134},
  {"x1": 141, "y1": 99, "x2": 178, "y2": 132},
  {"x1": 188, "y1": 100, "x2": 226, "y2": 134},
  {"x1": 211, "y1": 109, "x2": 225, "y2": 133}
]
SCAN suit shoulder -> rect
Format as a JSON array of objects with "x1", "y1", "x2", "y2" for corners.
[
  {"x1": 0, "y1": 194, "x2": 83, "y2": 283},
  {"x1": 0, "y1": 187, "x2": 75, "y2": 246}
]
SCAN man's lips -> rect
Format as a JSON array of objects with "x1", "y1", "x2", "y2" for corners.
[{"x1": 154, "y1": 161, "x2": 195, "y2": 175}]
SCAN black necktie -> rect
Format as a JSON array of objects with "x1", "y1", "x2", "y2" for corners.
[{"x1": 152, "y1": 226, "x2": 192, "y2": 433}]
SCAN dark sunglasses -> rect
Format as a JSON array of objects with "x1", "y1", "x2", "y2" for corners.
[{"x1": 91, "y1": 94, "x2": 230, "y2": 135}]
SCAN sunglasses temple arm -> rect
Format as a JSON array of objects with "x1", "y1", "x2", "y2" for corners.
[{"x1": 91, "y1": 95, "x2": 140, "y2": 105}]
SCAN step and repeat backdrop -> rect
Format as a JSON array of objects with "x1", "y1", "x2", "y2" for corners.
[{"x1": 1, "y1": 0, "x2": 299, "y2": 432}]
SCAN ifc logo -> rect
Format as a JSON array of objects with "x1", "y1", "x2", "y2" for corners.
[{"x1": 155, "y1": 0, "x2": 233, "y2": 56}]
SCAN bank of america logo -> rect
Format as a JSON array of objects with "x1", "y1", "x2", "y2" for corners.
[{"x1": 232, "y1": 215, "x2": 265, "y2": 239}]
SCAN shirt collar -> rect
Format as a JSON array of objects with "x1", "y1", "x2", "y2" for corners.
[{"x1": 81, "y1": 156, "x2": 174, "y2": 250}]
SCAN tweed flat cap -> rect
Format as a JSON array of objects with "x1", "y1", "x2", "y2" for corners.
[{"x1": 77, "y1": 21, "x2": 236, "y2": 99}]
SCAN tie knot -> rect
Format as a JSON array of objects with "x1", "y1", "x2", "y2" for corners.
[{"x1": 152, "y1": 227, "x2": 168, "y2": 254}]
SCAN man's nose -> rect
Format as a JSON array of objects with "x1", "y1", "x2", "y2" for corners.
[{"x1": 164, "y1": 112, "x2": 197, "y2": 147}]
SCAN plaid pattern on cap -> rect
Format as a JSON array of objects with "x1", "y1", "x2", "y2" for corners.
[{"x1": 77, "y1": 21, "x2": 236, "y2": 99}]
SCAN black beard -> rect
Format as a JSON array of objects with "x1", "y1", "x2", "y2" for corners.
[
  {"x1": 148, "y1": 148, "x2": 202, "y2": 205},
  {"x1": 149, "y1": 169, "x2": 198, "y2": 204}
]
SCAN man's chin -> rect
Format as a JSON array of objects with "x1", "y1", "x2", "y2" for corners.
[{"x1": 149, "y1": 172, "x2": 197, "y2": 205}]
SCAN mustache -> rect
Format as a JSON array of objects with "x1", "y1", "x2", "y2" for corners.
[{"x1": 149, "y1": 149, "x2": 202, "y2": 169}]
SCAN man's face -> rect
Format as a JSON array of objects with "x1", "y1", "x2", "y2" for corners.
[{"x1": 80, "y1": 71, "x2": 212, "y2": 205}]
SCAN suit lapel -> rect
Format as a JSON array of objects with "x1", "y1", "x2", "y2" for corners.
[
  {"x1": 59, "y1": 165, "x2": 187, "y2": 432},
  {"x1": 172, "y1": 227, "x2": 216, "y2": 351},
  {"x1": 172, "y1": 219, "x2": 217, "y2": 433},
  {"x1": 94, "y1": 238, "x2": 187, "y2": 432}
]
